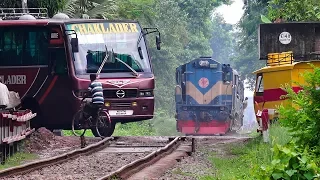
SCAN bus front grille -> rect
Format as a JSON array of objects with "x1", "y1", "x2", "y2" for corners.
[
  {"x1": 110, "y1": 102, "x2": 132, "y2": 108},
  {"x1": 103, "y1": 89, "x2": 137, "y2": 98}
]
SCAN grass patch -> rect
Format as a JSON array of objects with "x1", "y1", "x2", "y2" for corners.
[
  {"x1": 0, "y1": 152, "x2": 38, "y2": 170},
  {"x1": 113, "y1": 121, "x2": 156, "y2": 136},
  {"x1": 62, "y1": 130, "x2": 94, "y2": 137},
  {"x1": 203, "y1": 123, "x2": 291, "y2": 180},
  {"x1": 62, "y1": 122, "x2": 155, "y2": 137}
]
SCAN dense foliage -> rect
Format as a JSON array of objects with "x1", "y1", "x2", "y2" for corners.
[
  {"x1": 267, "y1": 0, "x2": 320, "y2": 21},
  {"x1": 253, "y1": 66, "x2": 320, "y2": 179},
  {"x1": 0, "y1": 0, "x2": 66, "y2": 17},
  {"x1": 210, "y1": 13, "x2": 235, "y2": 64},
  {"x1": 254, "y1": 142, "x2": 319, "y2": 180},
  {"x1": 230, "y1": 0, "x2": 269, "y2": 89},
  {"x1": 278, "y1": 65, "x2": 320, "y2": 154}
]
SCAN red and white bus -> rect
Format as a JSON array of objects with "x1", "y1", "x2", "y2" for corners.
[{"x1": 0, "y1": 10, "x2": 161, "y2": 136}]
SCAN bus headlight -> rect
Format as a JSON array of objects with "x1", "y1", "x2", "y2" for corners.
[
  {"x1": 145, "y1": 91, "x2": 152, "y2": 96},
  {"x1": 105, "y1": 102, "x2": 110, "y2": 107}
]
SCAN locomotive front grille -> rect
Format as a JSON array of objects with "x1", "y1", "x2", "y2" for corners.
[{"x1": 103, "y1": 89, "x2": 137, "y2": 98}]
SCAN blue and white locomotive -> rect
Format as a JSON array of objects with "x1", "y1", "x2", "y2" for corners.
[{"x1": 175, "y1": 57, "x2": 245, "y2": 135}]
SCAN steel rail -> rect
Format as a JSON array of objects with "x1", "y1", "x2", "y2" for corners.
[
  {"x1": 98, "y1": 136, "x2": 188, "y2": 180},
  {"x1": 0, "y1": 136, "x2": 115, "y2": 178}
]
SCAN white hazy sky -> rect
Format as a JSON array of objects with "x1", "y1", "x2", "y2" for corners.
[
  {"x1": 215, "y1": 0, "x2": 244, "y2": 24},
  {"x1": 215, "y1": 0, "x2": 253, "y2": 97}
]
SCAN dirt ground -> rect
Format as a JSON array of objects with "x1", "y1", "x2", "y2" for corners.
[
  {"x1": 158, "y1": 136, "x2": 251, "y2": 180},
  {"x1": 24, "y1": 128, "x2": 101, "y2": 159}
]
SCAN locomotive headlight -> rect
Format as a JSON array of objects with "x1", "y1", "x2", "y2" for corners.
[{"x1": 199, "y1": 60, "x2": 209, "y2": 67}]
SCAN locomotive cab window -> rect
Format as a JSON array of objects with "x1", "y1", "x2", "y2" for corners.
[
  {"x1": 0, "y1": 27, "x2": 49, "y2": 66},
  {"x1": 223, "y1": 72, "x2": 232, "y2": 82},
  {"x1": 256, "y1": 74, "x2": 264, "y2": 94}
]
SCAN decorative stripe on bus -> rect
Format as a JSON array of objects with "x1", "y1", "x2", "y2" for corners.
[
  {"x1": 21, "y1": 68, "x2": 41, "y2": 99},
  {"x1": 39, "y1": 76, "x2": 58, "y2": 105},
  {"x1": 33, "y1": 76, "x2": 48, "y2": 97},
  {"x1": 254, "y1": 87, "x2": 302, "y2": 103}
]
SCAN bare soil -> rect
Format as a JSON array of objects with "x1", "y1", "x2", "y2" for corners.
[{"x1": 24, "y1": 128, "x2": 101, "y2": 159}]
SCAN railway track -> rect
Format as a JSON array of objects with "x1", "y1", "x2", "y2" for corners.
[{"x1": 0, "y1": 136, "x2": 194, "y2": 180}]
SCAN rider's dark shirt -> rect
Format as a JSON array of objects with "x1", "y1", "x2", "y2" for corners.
[{"x1": 88, "y1": 80, "x2": 104, "y2": 104}]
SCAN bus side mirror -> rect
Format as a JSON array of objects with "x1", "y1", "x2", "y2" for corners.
[
  {"x1": 71, "y1": 38, "x2": 79, "y2": 52},
  {"x1": 156, "y1": 35, "x2": 161, "y2": 50}
]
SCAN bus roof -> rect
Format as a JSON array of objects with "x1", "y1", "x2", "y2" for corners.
[
  {"x1": 252, "y1": 60, "x2": 320, "y2": 74},
  {"x1": 0, "y1": 19, "x2": 139, "y2": 26}
]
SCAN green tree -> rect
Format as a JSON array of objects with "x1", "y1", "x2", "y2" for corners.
[
  {"x1": 116, "y1": 0, "x2": 155, "y2": 24},
  {"x1": 0, "y1": 0, "x2": 66, "y2": 17},
  {"x1": 148, "y1": 0, "x2": 189, "y2": 113},
  {"x1": 63, "y1": 0, "x2": 118, "y2": 19},
  {"x1": 268, "y1": 0, "x2": 320, "y2": 22},
  {"x1": 231, "y1": 0, "x2": 269, "y2": 89},
  {"x1": 210, "y1": 13, "x2": 235, "y2": 64}
]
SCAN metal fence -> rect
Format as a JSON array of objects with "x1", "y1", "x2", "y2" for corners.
[
  {"x1": 0, "y1": 8, "x2": 48, "y2": 20},
  {"x1": 0, "y1": 109, "x2": 36, "y2": 164}
]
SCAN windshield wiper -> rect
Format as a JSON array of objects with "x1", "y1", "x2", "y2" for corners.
[
  {"x1": 114, "y1": 57, "x2": 139, "y2": 77},
  {"x1": 96, "y1": 45, "x2": 138, "y2": 77}
]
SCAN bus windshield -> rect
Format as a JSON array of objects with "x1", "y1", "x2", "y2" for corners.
[{"x1": 65, "y1": 22, "x2": 151, "y2": 75}]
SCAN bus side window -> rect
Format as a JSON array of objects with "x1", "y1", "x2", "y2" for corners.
[{"x1": 0, "y1": 27, "x2": 48, "y2": 66}]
